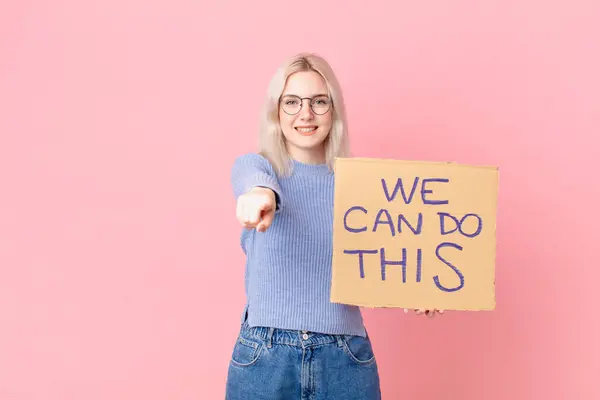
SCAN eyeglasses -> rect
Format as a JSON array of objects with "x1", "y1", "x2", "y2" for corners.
[{"x1": 279, "y1": 95, "x2": 332, "y2": 115}]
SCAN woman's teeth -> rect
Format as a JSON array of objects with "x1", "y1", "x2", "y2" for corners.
[{"x1": 296, "y1": 127, "x2": 317, "y2": 133}]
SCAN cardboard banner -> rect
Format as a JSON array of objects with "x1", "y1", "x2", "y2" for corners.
[{"x1": 330, "y1": 157, "x2": 498, "y2": 311}]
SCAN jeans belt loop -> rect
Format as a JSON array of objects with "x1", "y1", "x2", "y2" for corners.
[{"x1": 267, "y1": 327, "x2": 274, "y2": 348}]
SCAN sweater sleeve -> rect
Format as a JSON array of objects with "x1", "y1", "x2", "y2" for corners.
[{"x1": 231, "y1": 153, "x2": 282, "y2": 209}]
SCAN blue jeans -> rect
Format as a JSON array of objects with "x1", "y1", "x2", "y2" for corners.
[{"x1": 225, "y1": 319, "x2": 381, "y2": 400}]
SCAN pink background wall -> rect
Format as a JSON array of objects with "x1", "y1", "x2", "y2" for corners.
[{"x1": 1, "y1": 1, "x2": 598, "y2": 399}]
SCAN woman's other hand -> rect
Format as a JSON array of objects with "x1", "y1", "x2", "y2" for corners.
[{"x1": 404, "y1": 308, "x2": 445, "y2": 318}]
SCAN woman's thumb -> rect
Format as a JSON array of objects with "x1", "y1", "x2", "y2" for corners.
[{"x1": 257, "y1": 209, "x2": 274, "y2": 232}]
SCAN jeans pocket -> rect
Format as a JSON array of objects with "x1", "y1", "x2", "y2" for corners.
[
  {"x1": 342, "y1": 335, "x2": 376, "y2": 366},
  {"x1": 230, "y1": 335, "x2": 264, "y2": 367}
]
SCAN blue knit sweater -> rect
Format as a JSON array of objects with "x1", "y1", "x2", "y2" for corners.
[{"x1": 231, "y1": 153, "x2": 366, "y2": 337}]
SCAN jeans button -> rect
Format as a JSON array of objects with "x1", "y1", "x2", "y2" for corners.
[{"x1": 302, "y1": 333, "x2": 309, "y2": 340}]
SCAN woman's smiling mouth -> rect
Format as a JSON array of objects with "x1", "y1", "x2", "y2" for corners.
[{"x1": 295, "y1": 126, "x2": 318, "y2": 135}]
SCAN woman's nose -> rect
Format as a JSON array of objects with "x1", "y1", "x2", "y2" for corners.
[{"x1": 298, "y1": 99, "x2": 314, "y2": 119}]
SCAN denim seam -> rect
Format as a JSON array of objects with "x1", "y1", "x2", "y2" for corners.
[
  {"x1": 301, "y1": 348, "x2": 307, "y2": 400},
  {"x1": 341, "y1": 340, "x2": 376, "y2": 366},
  {"x1": 230, "y1": 341, "x2": 264, "y2": 368},
  {"x1": 238, "y1": 337, "x2": 258, "y2": 349}
]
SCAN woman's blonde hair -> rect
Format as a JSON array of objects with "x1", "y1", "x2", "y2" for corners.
[{"x1": 258, "y1": 52, "x2": 350, "y2": 176}]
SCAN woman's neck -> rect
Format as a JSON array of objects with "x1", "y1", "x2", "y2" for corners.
[{"x1": 286, "y1": 144, "x2": 326, "y2": 165}]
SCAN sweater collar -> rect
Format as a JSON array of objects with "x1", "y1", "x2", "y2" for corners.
[{"x1": 290, "y1": 159, "x2": 333, "y2": 176}]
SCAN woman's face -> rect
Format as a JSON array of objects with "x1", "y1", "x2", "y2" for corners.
[{"x1": 278, "y1": 71, "x2": 333, "y2": 163}]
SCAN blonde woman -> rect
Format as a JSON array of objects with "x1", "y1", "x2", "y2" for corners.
[{"x1": 226, "y1": 53, "x2": 381, "y2": 399}]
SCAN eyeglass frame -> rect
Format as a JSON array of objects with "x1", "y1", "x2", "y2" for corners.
[{"x1": 278, "y1": 94, "x2": 333, "y2": 115}]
